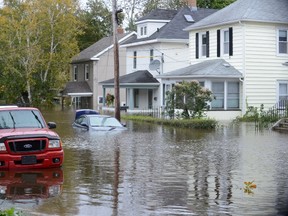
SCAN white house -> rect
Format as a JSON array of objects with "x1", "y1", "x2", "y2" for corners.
[
  {"x1": 158, "y1": 0, "x2": 288, "y2": 120},
  {"x1": 101, "y1": 3, "x2": 217, "y2": 111}
]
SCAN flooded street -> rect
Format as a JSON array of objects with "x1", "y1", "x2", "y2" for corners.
[{"x1": 1, "y1": 108, "x2": 288, "y2": 216}]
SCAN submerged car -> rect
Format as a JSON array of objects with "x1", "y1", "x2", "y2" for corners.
[
  {"x1": 72, "y1": 110, "x2": 126, "y2": 131},
  {"x1": 0, "y1": 106, "x2": 63, "y2": 169}
]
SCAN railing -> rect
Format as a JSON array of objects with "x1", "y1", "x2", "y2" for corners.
[{"x1": 265, "y1": 100, "x2": 288, "y2": 119}]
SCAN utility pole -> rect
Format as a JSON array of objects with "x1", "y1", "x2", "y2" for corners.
[{"x1": 112, "y1": 0, "x2": 121, "y2": 121}]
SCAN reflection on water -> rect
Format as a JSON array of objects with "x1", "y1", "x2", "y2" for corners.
[
  {"x1": 0, "y1": 168, "x2": 63, "y2": 205},
  {"x1": 1, "y1": 107, "x2": 288, "y2": 216}
]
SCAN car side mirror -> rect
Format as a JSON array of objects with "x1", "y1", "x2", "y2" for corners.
[{"x1": 48, "y1": 122, "x2": 57, "y2": 129}]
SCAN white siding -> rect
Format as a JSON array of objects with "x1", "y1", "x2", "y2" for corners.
[
  {"x1": 188, "y1": 22, "x2": 288, "y2": 114},
  {"x1": 126, "y1": 43, "x2": 189, "y2": 75},
  {"x1": 244, "y1": 22, "x2": 288, "y2": 110}
]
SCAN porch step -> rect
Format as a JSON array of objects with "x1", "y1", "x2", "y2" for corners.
[{"x1": 272, "y1": 118, "x2": 288, "y2": 131}]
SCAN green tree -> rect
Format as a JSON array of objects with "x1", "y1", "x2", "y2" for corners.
[
  {"x1": 141, "y1": 0, "x2": 235, "y2": 16},
  {"x1": 0, "y1": 0, "x2": 81, "y2": 105},
  {"x1": 165, "y1": 80, "x2": 214, "y2": 119},
  {"x1": 197, "y1": 0, "x2": 235, "y2": 9},
  {"x1": 77, "y1": 0, "x2": 112, "y2": 51}
]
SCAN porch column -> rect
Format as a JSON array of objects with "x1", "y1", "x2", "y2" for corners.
[
  {"x1": 128, "y1": 88, "x2": 134, "y2": 109},
  {"x1": 103, "y1": 87, "x2": 106, "y2": 106}
]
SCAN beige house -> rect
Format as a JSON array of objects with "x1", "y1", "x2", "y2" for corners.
[{"x1": 62, "y1": 32, "x2": 136, "y2": 110}]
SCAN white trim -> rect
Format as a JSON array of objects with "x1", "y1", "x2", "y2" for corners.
[
  {"x1": 120, "y1": 39, "x2": 188, "y2": 48},
  {"x1": 136, "y1": 19, "x2": 171, "y2": 25},
  {"x1": 91, "y1": 32, "x2": 137, "y2": 59},
  {"x1": 185, "y1": 20, "x2": 288, "y2": 32},
  {"x1": 68, "y1": 93, "x2": 93, "y2": 96}
]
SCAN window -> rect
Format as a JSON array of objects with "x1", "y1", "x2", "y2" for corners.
[
  {"x1": 196, "y1": 31, "x2": 209, "y2": 58},
  {"x1": 223, "y1": 30, "x2": 229, "y2": 55},
  {"x1": 84, "y1": 64, "x2": 89, "y2": 80},
  {"x1": 133, "y1": 51, "x2": 137, "y2": 69},
  {"x1": 217, "y1": 27, "x2": 233, "y2": 57},
  {"x1": 278, "y1": 82, "x2": 288, "y2": 101},
  {"x1": 211, "y1": 81, "x2": 239, "y2": 109},
  {"x1": 150, "y1": 49, "x2": 154, "y2": 62},
  {"x1": 140, "y1": 26, "x2": 147, "y2": 36},
  {"x1": 227, "y1": 82, "x2": 239, "y2": 108},
  {"x1": 73, "y1": 66, "x2": 78, "y2": 81},
  {"x1": 211, "y1": 82, "x2": 224, "y2": 108},
  {"x1": 278, "y1": 30, "x2": 288, "y2": 54},
  {"x1": 201, "y1": 33, "x2": 207, "y2": 57}
]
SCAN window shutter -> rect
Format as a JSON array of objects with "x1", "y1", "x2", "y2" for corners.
[
  {"x1": 195, "y1": 33, "x2": 199, "y2": 59},
  {"x1": 206, "y1": 31, "x2": 210, "y2": 57},
  {"x1": 217, "y1": 29, "x2": 221, "y2": 57},
  {"x1": 229, "y1": 27, "x2": 233, "y2": 56}
]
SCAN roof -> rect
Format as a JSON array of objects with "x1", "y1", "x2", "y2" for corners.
[
  {"x1": 62, "y1": 81, "x2": 92, "y2": 96},
  {"x1": 122, "y1": 7, "x2": 218, "y2": 45},
  {"x1": 136, "y1": 9, "x2": 177, "y2": 22},
  {"x1": 157, "y1": 59, "x2": 243, "y2": 78},
  {"x1": 100, "y1": 70, "x2": 159, "y2": 88},
  {"x1": 185, "y1": 0, "x2": 288, "y2": 31},
  {"x1": 71, "y1": 33, "x2": 133, "y2": 63}
]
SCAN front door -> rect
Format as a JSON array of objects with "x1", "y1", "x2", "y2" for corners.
[{"x1": 148, "y1": 89, "x2": 153, "y2": 109}]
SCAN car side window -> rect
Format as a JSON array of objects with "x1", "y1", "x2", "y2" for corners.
[{"x1": 75, "y1": 116, "x2": 85, "y2": 125}]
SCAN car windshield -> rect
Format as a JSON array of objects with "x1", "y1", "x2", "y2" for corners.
[
  {"x1": 90, "y1": 116, "x2": 123, "y2": 127},
  {"x1": 0, "y1": 110, "x2": 45, "y2": 129}
]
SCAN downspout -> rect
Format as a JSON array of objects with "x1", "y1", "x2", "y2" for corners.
[{"x1": 239, "y1": 20, "x2": 246, "y2": 116}]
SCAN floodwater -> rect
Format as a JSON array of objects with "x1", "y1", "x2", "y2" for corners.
[{"x1": 1, "y1": 107, "x2": 288, "y2": 216}]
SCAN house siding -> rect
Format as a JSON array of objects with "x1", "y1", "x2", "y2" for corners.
[
  {"x1": 244, "y1": 22, "x2": 288, "y2": 110},
  {"x1": 126, "y1": 43, "x2": 189, "y2": 76},
  {"x1": 94, "y1": 47, "x2": 127, "y2": 109},
  {"x1": 188, "y1": 21, "x2": 288, "y2": 114}
]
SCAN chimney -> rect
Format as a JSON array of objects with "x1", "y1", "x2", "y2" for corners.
[
  {"x1": 117, "y1": 26, "x2": 124, "y2": 34},
  {"x1": 187, "y1": 0, "x2": 197, "y2": 11}
]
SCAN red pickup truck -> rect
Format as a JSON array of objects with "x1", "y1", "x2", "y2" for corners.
[{"x1": 0, "y1": 106, "x2": 64, "y2": 169}]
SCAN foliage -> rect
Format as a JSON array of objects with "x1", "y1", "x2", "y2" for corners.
[
  {"x1": 235, "y1": 104, "x2": 280, "y2": 128},
  {"x1": 122, "y1": 114, "x2": 218, "y2": 129},
  {"x1": 241, "y1": 181, "x2": 257, "y2": 195},
  {"x1": 106, "y1": 93, "x2": 115, "y2": 107},
  {"x1": 77, "y1": 0, "x2": 112, "y2": 51},
  {"x1": 0, "y1": 207, "x2": 23, "y2": 216},
  {"x1": 0, "y1": 0, "x2": 81, "y2": 106},
  {"x1": 197, "y1": 0, "x2": 236, "y2": 9},
  {"x1": 141, "y1": 0, "x2": 235, "y2": 16},
  {"x1": 165, "y1": 80, "x2": 214, "y2": 119}
]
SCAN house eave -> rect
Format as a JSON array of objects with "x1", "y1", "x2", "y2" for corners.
[
  {"x1": 185, "y1": 19, "x2": 288, "y2": 32},
  {"x1": 136, "y1": 19, "x2": 171, "y2": 25},
  {"x1": 102, "y1": 83, "x2": 160, "y2": 89},
  {"x1": 121, "y1": 38, "x2": 188, "y2": 48},
  {"x1": 67, "y1": 92, "x2": 93, "y2": 96},
  {"x1": 157, "y1": 75, "x2": 243, "y2": 79}
]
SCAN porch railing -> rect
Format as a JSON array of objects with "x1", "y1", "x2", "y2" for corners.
[{"x1": 265, "y1": 100, "x2": 288, "y2": 119}]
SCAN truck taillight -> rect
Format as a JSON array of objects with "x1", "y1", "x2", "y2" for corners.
[{"x1": 0, "y1": 143, "x2": 6, "y2": 152}]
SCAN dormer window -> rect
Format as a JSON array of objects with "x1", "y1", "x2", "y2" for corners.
[{"x1": 140, "y1": 26, "x2": 147, "y2": 36}]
